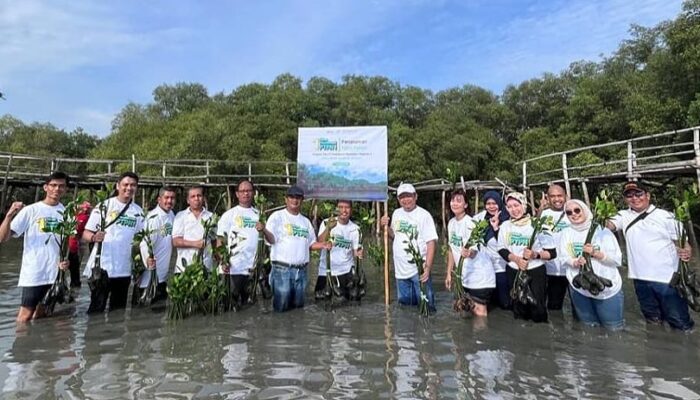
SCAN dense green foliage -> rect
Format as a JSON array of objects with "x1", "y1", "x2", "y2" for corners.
[{"x1": 1, "y1": 1, "x2": 700, "y2": 187}]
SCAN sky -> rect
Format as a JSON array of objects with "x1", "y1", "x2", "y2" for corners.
[{"x1": 0, "y1": 0, "x2": 685, "y2": 137}]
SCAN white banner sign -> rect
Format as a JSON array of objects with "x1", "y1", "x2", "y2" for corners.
[{"x1": 296, "y1": 126, "x2": 388, "y2": 201}]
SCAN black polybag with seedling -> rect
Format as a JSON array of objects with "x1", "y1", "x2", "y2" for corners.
[
  {"x1": 670, "y1": 186, "x2": 700, "y2": 312},
  {"x1": 509, "y1": 215, "x2": 553, "y2": 306},
  {"x1": 571, "y1": 192, "x2": 616, "y2": 296}
]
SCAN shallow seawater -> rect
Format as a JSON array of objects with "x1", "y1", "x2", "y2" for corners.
[{"x1": 0, "y1": 240, "x2": 699, "y2": 399}]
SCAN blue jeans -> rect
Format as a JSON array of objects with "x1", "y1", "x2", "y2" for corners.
[
  {"x1": 570, "y1": 289, "x2": 624, "y2": 330},
  {"x1": 633, "y1": 279, "x2": 694, "y2": 331},
  {"x1": 396, "y1": 275, "x2": 436, "y2": 312},
  {"x1": 270, "y1": 263, "x2": 307, "y2": 312}
]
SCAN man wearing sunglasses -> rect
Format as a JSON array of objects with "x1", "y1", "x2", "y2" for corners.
[{"x1": 607, "y1": 181, "x2": 694, "y2": 331}]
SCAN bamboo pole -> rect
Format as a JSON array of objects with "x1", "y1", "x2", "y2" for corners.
[
  {"x1": 226, "y1": 185, "x2": 232, "y2": 209},
  {"x1": 0, "y1": 155, "x2": 12, "y2": 212},
  {"x1": 561, "y1": 153, "x2": 571, "y2": 196},
  {"x1": 384, "y1": 200, "x2": 390, "y2": 306},
  {"x1": 375, "y1": 201, "x2": 381, "y2": 238},
  {"x1": 581, "y1": 180, "x2": 591, "y2": 207},
  {"x1": 441, "y1": 190, "x2": 447, "y2": 237}
]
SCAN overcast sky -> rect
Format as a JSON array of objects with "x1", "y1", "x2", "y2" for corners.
[{"x1": 0, "y1": 0, "x2": 684, "y2": 137}]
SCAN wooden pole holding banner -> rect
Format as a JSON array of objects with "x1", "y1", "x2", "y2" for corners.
[{"x1": 384, "y1": 201, "x2": 390, "y2": 305}]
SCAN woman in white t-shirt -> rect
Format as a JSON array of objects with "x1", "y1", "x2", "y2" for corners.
[
  {"x1": 497, "y1": 192, "x2": 556, "y2": 323},
  {"x1": 445, "y1": 189, "x2": 496, "y2": 316},
  {"x1": 558, "y1": 199, "x2": 624, "y2": 330}
]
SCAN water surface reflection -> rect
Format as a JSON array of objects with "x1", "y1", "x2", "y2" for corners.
[{"x1": 0, "y1": 240, "x2": 699, "y2": 398}]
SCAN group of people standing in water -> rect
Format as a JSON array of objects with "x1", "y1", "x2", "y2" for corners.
[
  {"x1": 383, "y1": 182, "x2": 694, "y2": 332},
  {"x1": 0, "y1": 170, "x2": 696, "y2": 333}
]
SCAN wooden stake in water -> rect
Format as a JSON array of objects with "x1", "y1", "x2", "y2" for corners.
[{"x1": 384, "y1": 201, "x2": 390, "y2": 305}]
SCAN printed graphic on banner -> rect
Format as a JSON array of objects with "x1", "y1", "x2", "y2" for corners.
[{"x1": 297, "y1": 126, "x2": 388, "y2": 200}]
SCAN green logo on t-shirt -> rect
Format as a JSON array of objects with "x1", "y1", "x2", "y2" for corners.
[
  {"x1": 507, "y1": 232, "x2": 530, "y2": 247},
  {"x1": 449, "y1": 232, "x2": 462, "y2": 247},
  {"x1": 569, "y1": 242, "x2": 600, "y2": 257},
  {"x1": 396, "y1": 220, "x2": 418, "y2": 236},
  {"x1": 284, "y1": 223, "x2": 309, "y2": 238},
  {"x1": 235, "y1": 215, "x2": 257, "y2": 229},
  {"x1": 116, "y1": 215, "x2": 137, "y2": 228},
  {"x1": 332, "y1": 235, "x2": 353, "y2": 249},
  {"x1": 161, "y1": 222, "x2": 173, "y2": 236}
]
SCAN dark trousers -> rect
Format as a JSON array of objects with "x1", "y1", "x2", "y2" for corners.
[
  {"x1": 87, "y1": 277, "x2": 131, "y2": 313},
  {"x1": 633, "y1": 279, "x2": 694, "y2": 331},
  {"x1": 68, "y1": 251, "x2": 81, "y2": 288},
  {"x1": 491, "y1": 271, "x2": 511, "y2": 309},
  {"x1": 229, "y1": 274, "x2": 250, "y2": 306},
  {"x1": 315, "y1": 273, "x2": 353, "y2": 300},
  {"x1": 507, "y1": 267, "x2": 548, "y2": 323},
  {"x1": 546, "y1": 275, "x2": 569, "y2": 310}
]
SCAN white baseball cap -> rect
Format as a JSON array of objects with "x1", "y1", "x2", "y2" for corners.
[{"x1": 396, "y1": 183, "x2": 416, "y2": 196}]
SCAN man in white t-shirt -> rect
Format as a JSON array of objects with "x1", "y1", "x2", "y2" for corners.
[
  {"x1": 83, "y1": 172, "x2": 147, "y2": 313},
  {"x1": 259, "y1": 185, "x2": 328, "y2": 312},
  {"x1": 608, "y1": 181, "x2": 694, "y2": 331},
  {"x1": 314, "y1": 200, "x2": 362, "y2": 301},
  {"x1": 538, "y1": 184, "x2": 571, "y2": 310},
  {"x1": 172, "y1": 186, "x2": 215, "y2": 272},
  {"x1": 381, "y1": 183, "x2": 438, "y2": 312},
  {"x1": 0, "y1": 172, "x2": 71, "y2": 322},
  {"x1": 217, "y1": 180, "x2": 261, "y2": 306},
  {"x1": 138, "y1": 186, "x2": 176, "y2": 302}
]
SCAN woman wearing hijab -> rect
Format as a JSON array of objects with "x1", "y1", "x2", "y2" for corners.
[
  {"x1": 474, "y1": 190, "x2": 511, "y2": 309},
  {"x1": 558, "y1": 199, "x2": 624, "y2": 330},
  {"x1": 497, "y1": 192, "x2": 556, "y2": 323}
]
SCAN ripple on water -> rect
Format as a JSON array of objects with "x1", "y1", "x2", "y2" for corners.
[{"x1": 0, "y1": 240, "x2": 700, "y2": 398}]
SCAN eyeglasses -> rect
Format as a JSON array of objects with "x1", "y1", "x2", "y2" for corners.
[
  {"x1": 565, "y1": 208, "x2": 582, "y2": 216},
  {"x1": 624, "y1": 191, "x2": 645, "y2": 199},
  {"x1": 237, "y1": 189, "x2": 253, "y2": 193}
]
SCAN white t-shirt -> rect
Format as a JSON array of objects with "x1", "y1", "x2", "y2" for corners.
[
  {"x1": 172, "y1": 207, "x2": 215, "y2": 273},
  {"x1": 472, "y1": 212, "x2": 508, "y2": 274},
  {"x1": 267, "y1": 209, "x2": 317, "y2": 266},
  {"x1": 558, "y1": 226, "x2": 623, "y2": 299},
  {"x1": 217, "y1": 205, "x2": 260, "y2": 275},
  {"x1": 447, "y1": 216, "x2": 496, "y2": 289},
  {"x1": 138, "y1": 206, "x2": 175, "y2": 287},
  {"x1": 497, "y1": 219, "x2": 554, "y2": 270},
  {"x1": 318, "y1": 219, "x2": 361, "y2": 276},
  {"x1": 391, "y1": 206, "x2": 439, "y2": 279},
  {"x1": 83, "y1": 198, "x2": 145, "y2": 278},
  {"x1": 472, "y1": 210, "x2": 487, "y2": 222},
  {"x1": 540, "y1": 208, "x2": 570, "y2": 276},
  {"x1": 10, "y1": 201, "x2": 65, "y2": 287},
  {"x1": 610, "y1": 205, "x2": 679, "y2": 283}
]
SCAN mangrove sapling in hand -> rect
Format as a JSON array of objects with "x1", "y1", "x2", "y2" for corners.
[
  {"x1": 41, "y1": 195, "x2": 83, "y2": 315},
  {"x1": 87, "y1": 184, "x2": 113, "y2": 313},
  {"x1": 214, "y1": 232, "x2": 243, "y2": 311},
  {"x1": 571, "y1": 192, "x2": 616, "y2": 296},
  {"x1": 510, "y1": 215, "x2": 553, "y2": 307},
  {"x1": 248, "y1": 192, "x2": 272, "y2": 304},
  {"x1": 349, "y1": 231, "x2": 367, "y2": 302},
  {"x1": 404, "y1": 230, "x2": 431, "y2": 317},
  {"x1": 132, "y1": 214, "x2": 158, "y2": 306},
  {"x1": 319, "y1": 203, "x2": 343, "y2": 306},
  {"x1": 670, "y1": 186, "x2": 700, "y2": 312},
  {"x1": 452, "y1": 220, "x2": 489, "y2": 312}
]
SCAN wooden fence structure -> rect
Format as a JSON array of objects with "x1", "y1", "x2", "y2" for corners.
[
  {"x1": 520, "y1": 126, "x2": 700, "y2": 205},
  {"x1": 2, "y1": 125, "x2": 700, "y2": 214}
]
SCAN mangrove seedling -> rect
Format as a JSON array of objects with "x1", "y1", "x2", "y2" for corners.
[
  {"x1": 510, "y1": 215, "x2": 553, "y2": 306},
  {"x1": 40, "y1": 195, "x2": 83, "y2": 315},
  {"x1": 452, "y1": 219, "x2": 489, "y2": 312},
  {"x1": 670, "y1": 185, "x2": 700, "y2": 312},
  {"x1": 403, "y1": 230, "x2": 431, "y2": 317},
  {"x1": 571, "y1": 191, "x2": 616, "y2": 296}
]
